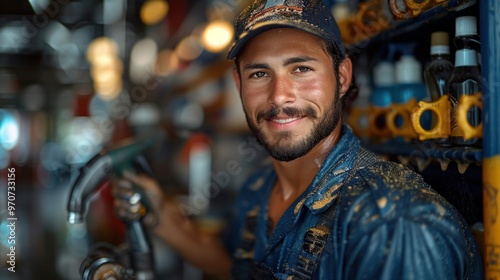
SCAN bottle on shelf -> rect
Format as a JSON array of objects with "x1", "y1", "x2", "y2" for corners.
[
  {"x1": 424, "y1": 32, "x2": 454, "y2": 102},
  {"x1": 394, "y1": 54, "x2": 428, "y2": 104},
  {"x1": 391, "y1": 53, "x2": 430, "y2": 138},
  {"x1": 448, "y1": 17, "x2": 482, "y2": 147},
  {"x1": 454, "y1": 16, "x2": 481, "y2": 69},
  {"x1": 423, "y1": 31, "x2": 454, "y2": 146},
  {"x1": 368, "y1": 60, "x2": 395, "y2": 140},
  {"x1": 370, "y1": 61, "x2": 394, "y2": 108}
]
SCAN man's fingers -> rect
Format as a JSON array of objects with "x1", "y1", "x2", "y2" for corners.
[
  {"x1": 122, "y1": 171, "x2": 158, "y2": 191},
  {"x1": 114, "y1": 194, "x2": 146, "y2": 221},
  {"x1": 112, "y1": 184, "x2": 135, "y2": 200},
  {"x1": 111, "y1": 178, "x2": 133, "y2": 196}
]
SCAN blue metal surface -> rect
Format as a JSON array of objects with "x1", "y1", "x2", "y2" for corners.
[{"x1": 480, "y1": 0, "x2": 500, "y2": 157}]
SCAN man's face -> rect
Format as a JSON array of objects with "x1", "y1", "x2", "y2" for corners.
[{"x1": 233, "y1": 28, "x2": 346, "y2": 162}]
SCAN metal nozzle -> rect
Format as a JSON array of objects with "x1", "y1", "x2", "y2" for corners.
[
  {"x1": 68, "y1": 212, "x2": 83, "y2": 224},
  {"x1": 67, "y1": 154, "x2": 114, "y2": 223}
]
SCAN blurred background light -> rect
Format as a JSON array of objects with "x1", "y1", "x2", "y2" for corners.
[
  {"x1": 28, "y1": 0, "x2": 51, "y2": 14},
  {"x1": 103, "y1": 0, "x2": 126, "y2": 25},
  {"x1": 62, "y1": 117, "x2": 107, "y2": 164},
  {"x1": 130, "y1": 38, "x2": 158, "y2": 84},
  {"x1": 43, "y1": 21, "x2": 72, "y2": 50},
  {"x1": 90, "y1": 56, "x2": 123, "y2": 82},
  {"x1": 201, "y1": 20, "x2": 233, "y2": 53},
  {"x1": 140, "y1": 0, "x2": 169, "y2": 25},
  {"x1": 129, "y1": 103, "x2": 161, "y2": 127},
  {"x1": 175, "y1": 35, "x2": 203, "y2": 62},
  {"x1": 94, "y1": 78, "x2": 123, "y2": 100},
  {"x1": 0, "y1": 110, "x2": 20, "y2": 151},
  {"x1": 86, "y1": 37, "x2": 119, "y2": 64},
  {"x1": 87, "y1": 37, "x2": 123, "y2": 100},
  {"x1": 153, "y1": 49, "x2": 179, "y2": 76},
  {"x1": 0, "y1": 25, "x2": 30, "y2": 53}
]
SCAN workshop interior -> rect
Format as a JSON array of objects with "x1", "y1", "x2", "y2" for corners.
[{"x1": 0, "y1": 0, "x2": 499, "y2": 279}]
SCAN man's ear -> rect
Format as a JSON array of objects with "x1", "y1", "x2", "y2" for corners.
[
  {"x1": 232, "y1": 67, "x2": 241, "y2": 92},
  {"x1": 338, "y1": 57, "x2": 353, "y2": 98}
]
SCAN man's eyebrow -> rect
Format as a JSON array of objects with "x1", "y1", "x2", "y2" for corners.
[
  {"x1": 284, "y1": 56, "x2": 317, "y2": 66},
  {"x1": 243, "y1": 63, "x2": 269, "y2": 70},
  {"x1": 242, "y1": 56, "x2": 317, "y2": 70}
]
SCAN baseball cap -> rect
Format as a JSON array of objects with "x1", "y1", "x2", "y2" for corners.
[{"x1": 227, "y1": 0, "x2": 346, "y2": 60}]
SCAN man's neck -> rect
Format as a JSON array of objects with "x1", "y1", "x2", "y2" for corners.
[
  {"x1": 266, "y1": 125, "x2": 343, "y2": 230},
  {"x1": 271, "y1": 124, "x2": 343, "y2": 201}
]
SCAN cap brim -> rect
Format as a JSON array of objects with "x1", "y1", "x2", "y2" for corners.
[{"x1": 227, "y1": 20, "x2": 335, "y2": 60}]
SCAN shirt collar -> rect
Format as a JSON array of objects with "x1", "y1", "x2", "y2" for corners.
[{"x1": 299, "y1": 125, "x2": 360, "y2": 214}]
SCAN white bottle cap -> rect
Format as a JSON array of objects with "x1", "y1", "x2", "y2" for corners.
[
  {"x1": 395, "y1": 55, "x2": 422, "y2": 83},
  {"x1": 456, "y1": 16, "x2": 477, "y2": 36},
  {"x1": 455, "y1": 49, "x2": 478, "y2": 67},
  {"x1": 373, "y1": 61, "x2": 395, "y2": 86}
]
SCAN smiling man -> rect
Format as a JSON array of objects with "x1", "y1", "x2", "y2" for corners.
[
  {"x1": 223, "y1": 0, "x2": 484, "y2": 279},
  {"x1": 113, "y1": 0, "x2": 484, "y2": 279}
]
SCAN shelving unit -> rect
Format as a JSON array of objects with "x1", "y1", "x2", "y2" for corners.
[
  {"x1": 347, "y1": 0, "x2": 478, "y2": 52},
  {"x1": 346, "y1": 0, "x2": 499, "y2": 277},
  {"x1": 364, "y1": 140, "x2": 482, "y2": 163}
]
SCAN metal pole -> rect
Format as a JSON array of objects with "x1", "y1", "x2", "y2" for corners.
[{"x1": 481, "y1": 0, "x2": 500, "y2": 278}]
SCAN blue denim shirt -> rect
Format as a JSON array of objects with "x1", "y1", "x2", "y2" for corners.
[{"x1": 226, "y1": 126, "x2": 483, "y2": 279}]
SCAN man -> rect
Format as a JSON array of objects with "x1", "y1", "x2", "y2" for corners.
[{"x1": 114, "y1": 0, "x2": 484, "y2": 279}]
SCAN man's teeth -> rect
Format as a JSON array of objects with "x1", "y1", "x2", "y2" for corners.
[{"x1": 272, "y1": 117, "x2": 299, "y2": 124}]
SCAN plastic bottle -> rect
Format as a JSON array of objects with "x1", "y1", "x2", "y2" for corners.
[
  {"x1": 394, "y1": 54, "x2": 428, "y2": 104},
  {"x1": 393, "y1": 54, "x2": 431, "y2": 134},
  {"x1": 370, "y1": 61, "x2": 394, "y2": 108},
  {"x1": 424, "y1": 32, "x2": 454, "y2": 102},
  {"x1": 369, "y1": 61, "x2": 395, "y2": 139},
  {"x1": 424, "y1": 32, "x2": 454, "y2": 146},
  {"x1": 448, "y1": 47, "x2": 482, "y2": 147},
  {"x1": 454, "y1": 16, "x2": 481, "y2": 69}
]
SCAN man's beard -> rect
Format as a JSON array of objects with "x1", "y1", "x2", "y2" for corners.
[{"x1": 244, "y1": 87, "x2": 343, "y2": 162}]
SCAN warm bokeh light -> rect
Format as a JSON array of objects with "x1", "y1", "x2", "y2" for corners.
[
  {"x1": 129, "y1": 38, "x2": 158, "y2": 83},
  {"x1": 86, "y1": 37, "x2": 119, "y2": 63},
  {"x1": 153, "y1": 49, "x2": 180, "y2": 76},
  {"x1": 175, "y1": 35, "x2": 203, "y2": 62},
  {"x1": 201, "y1": 20, "x2": 234, "y2": 53},
  {"x1": 87, "y1": 37, "x2": 123, "y2": 100},
  {"x1": 90, "y1": 56, "x2": 123, "y2": 82},
  {"x1": 130, "y1": 38, "x2": 158, "y2": 67},
  {"x1": 140, "y1": 0, "x2": 169, "y2": 25},
  {"x1": 94, "y1": 72, "x2": 123, "y2": 100}
]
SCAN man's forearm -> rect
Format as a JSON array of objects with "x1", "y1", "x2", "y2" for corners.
[{"x1": 153, "y1": 203, "x2": 233, "y2": 275}]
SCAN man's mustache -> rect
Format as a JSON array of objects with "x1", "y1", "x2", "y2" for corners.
[{"x1": 256, "y1": 106, "x2": 317, "y2": 123}]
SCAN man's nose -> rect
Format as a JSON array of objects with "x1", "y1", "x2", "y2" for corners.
[{"x1": 267, "y1": 75, "x2": 296, "y2": 107}]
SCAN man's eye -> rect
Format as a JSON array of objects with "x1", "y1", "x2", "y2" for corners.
[
  {"x1": 294, "y1": 66, "x2": 311, "y2": 73},
  {"x1": 250, "y1": 71, "x2": 267, "y2": 78}
]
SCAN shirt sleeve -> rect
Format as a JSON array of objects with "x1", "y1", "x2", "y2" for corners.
[{"x1": 341, "y1": 170, "x2": 484, "y2": 280}]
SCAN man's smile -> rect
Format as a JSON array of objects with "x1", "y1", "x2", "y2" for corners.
[{"x1": 271, "y1": 117, "x2": 301, "y2": 124}]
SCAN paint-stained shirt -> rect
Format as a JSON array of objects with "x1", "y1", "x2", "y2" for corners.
[{"x1": 226, "y1": 125, "x2": 484, "y2": 279}]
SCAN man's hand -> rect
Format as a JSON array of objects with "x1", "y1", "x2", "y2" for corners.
[
  {"x1": 112, "y1": 171, "x2": 232, "y2": 275},
  {"x1": 112, "y1": 171, "x2": 164, "y2": 227}
]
